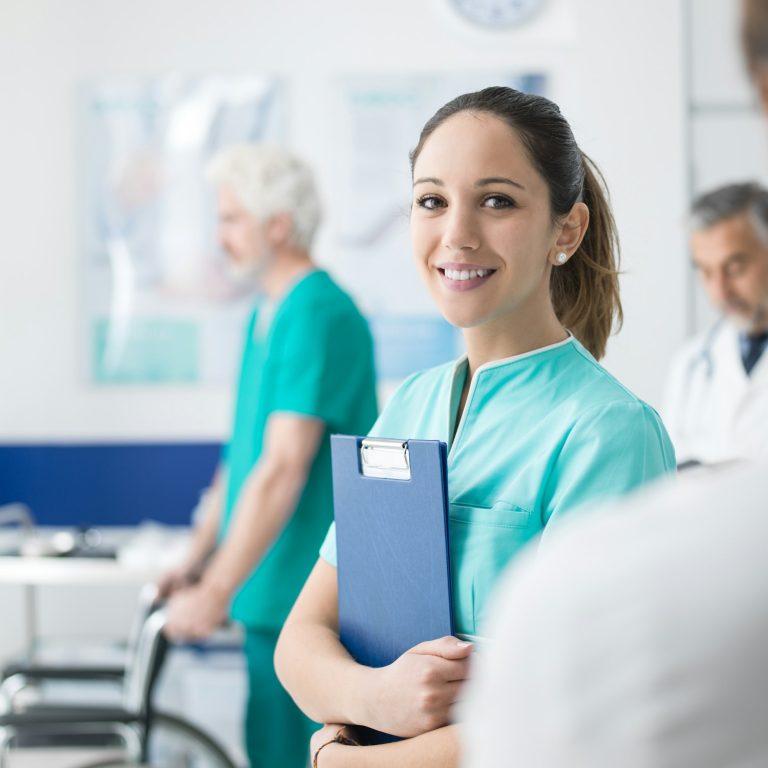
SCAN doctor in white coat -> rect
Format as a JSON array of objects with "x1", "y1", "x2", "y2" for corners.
[{"x1": 663, "y1": 182, "x2": 768, "y2": 465}]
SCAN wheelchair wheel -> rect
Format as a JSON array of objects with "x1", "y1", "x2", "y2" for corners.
[
  {"x1": 76, "y1": 710, "x2": 239, "y2": 768},
  {"x1": 145, "y1": 711, "x2": 239, "y2": 768}
]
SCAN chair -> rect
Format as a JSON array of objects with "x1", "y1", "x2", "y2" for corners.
[{"x1": 0, "y1": 602, "x2": 238, "y2": 768}]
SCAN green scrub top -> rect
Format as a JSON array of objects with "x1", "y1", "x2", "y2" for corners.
[
  {"x1": 224, "y1": 270, "x2": 378, "y2": 632},
  {"x1": 320, "y1": 336, "x2": 675, "y2": 637}
]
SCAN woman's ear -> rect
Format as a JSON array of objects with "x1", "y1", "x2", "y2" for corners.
[
  {"x1": 265, "y1": 211, "x2": 295, "y2": 249},
  {"x1": 550, "y1": 202, "x2": 589, "y2": 266}
]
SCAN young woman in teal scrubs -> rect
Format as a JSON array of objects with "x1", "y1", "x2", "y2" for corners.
[{"x1": 275, "y1": 86, "x2": 676, "y2": 767}]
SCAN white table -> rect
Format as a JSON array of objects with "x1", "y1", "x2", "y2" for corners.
[
  {"x1": 0, "y1": 557, "x2": 160, "y2": 587},
  {"x1": 0, "y1": 553, "x2": 166, "y2": 653}
]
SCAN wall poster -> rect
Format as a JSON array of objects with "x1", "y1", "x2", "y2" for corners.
[{"x1": 82, "y1": 76, "x2": 285, "y2": 384}]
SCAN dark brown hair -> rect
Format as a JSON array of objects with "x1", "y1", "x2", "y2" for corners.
[
  {"x1": 409, "y1": 86, "x2": 622, "y2": 360},
  {"x1": 743, "y1": 0, "x2": 768, "y2": 77}
]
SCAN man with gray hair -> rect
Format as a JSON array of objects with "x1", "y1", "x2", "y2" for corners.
[
  {"x1": 159, "y1": 144, "x2": 378, "y2": 767},
  {"x1": 662, "y1": 181, "x2": 768, "y2": 465}
]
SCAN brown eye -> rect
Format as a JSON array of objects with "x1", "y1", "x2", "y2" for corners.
[
  {"x1": 482, "y1": 195, "x2": 515, "y2": 209},
  {"x1": 724, "y1": 257, "x2": 750, "y2": 277},
  {"x1": 416, "y1": 195, "x2": 446, "y2": 210}
]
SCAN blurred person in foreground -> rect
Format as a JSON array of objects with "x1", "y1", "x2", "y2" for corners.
[
  {"x1": 159, "y1": 144, "x2": 378, "y2": 768},
  {"x1": 462, "y1": 4, "x2": 768, "y2": 765},
  {"x1": 462, "y1": 466, "x2": 768, "y2": 768},
  {"x1": 663, "y1": 182, "x2": 768, "y2": 467}
]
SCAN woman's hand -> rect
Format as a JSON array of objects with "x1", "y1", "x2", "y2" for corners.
[
  {"x1": 275, "y1": 561, "x2": 472, "y2": 739},
  {"x1": 368, "y1": 636, "x2": 473, "y2": 738}
]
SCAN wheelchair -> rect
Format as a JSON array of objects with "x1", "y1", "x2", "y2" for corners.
[{"x1": 0, "y1": 587, "x2": 239, "y2": 768}]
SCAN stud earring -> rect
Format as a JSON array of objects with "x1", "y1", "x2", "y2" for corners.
[{"x1": 556, "y1": 252, "x2": 568, "y2": 265}]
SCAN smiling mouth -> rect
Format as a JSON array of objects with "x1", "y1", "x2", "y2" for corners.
[
  {"x1": 436, "y1": 266, "x2": 497, "y2": 292},
  {"x1": 438, "y1": 265, "x2": 495, "y2": 283},
  {"x1": 440, "y1": 267, "x2": 495, "y2": 281}
]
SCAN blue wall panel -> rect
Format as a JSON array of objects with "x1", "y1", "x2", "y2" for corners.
[{"x1": 0, "y1": 443, "x2": 221, "y2": 527}]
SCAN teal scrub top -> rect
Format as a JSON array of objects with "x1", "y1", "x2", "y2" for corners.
[
  {"x1": 224, "y1": 270, "x2": 378, "y2": 632},
  {"x1": 320, "y1": 336, "x2": 675, "y2": 637}
]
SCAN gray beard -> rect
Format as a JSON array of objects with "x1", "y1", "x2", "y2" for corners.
[
  {"x1": 726, "y1": 298, "x2": 768, "y2": 333},
  {"x1": 223, "y1": 251, "x2": 275, "y2": 287}
]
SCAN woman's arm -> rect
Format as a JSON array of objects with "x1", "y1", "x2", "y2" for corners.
[
  {"x1": 274, "y1": 559, "x2": 473, "y2": 737},
  {"x1": 311, "y1": 724, "x2": 460, "y2": 768}
]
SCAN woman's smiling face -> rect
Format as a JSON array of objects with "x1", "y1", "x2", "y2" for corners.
[{"x1": 411, "y1": 110, "x2": 560, "y2": 331}]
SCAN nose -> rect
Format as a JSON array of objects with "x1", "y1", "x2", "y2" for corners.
[
  {"x1": 707, "y1": 271, "x2": 731, "y2": 306},
  {"x1": 216, "y1": 224, "x2": 229, "y2": 250},
  {"x1": 441, "y1": 205, "x2": 480, "y2": 252}
]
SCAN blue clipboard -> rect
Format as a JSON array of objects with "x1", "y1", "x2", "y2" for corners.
[{"x1": 331, "y1": 435, "x2": 454, "y2": 742}]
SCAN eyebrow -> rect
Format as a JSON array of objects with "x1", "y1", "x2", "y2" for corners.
[
  {"x1": 412, "y1": 176, "x2": 526, "y2": 190},
  {"x1": 692, "y1": 252, "x2": 750, "y2": 269},
  {"x1": 413, "y1": 176, "x2": 442, "y2": 187},
  {"x1": 476, "y1": 177, "x2": 526, "y2": 191}
]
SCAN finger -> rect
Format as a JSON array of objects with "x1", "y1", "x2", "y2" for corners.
[
  {"x1": 409, "y1": 635, "x2": 474, "y2": 660},
  {"x1": 167, "y1": 621, "x2": 205, "y2": 641},
  {"x1": 163, "y1": 608, "x2": 191, "y2": 640},
  {"x1": 163, "y1": 622, "x2": 184, "y2": 640},
  {"x1": 441, "y1": 680, "x2": 466, "y2": 708},
  {"x1": 446, "y1": 656, "x2": 472, "y2": 682},
  {"x1": 428, "y1": 655, "x2": 472, "y2": 683},
  {"x1": 418, "y1": 679, "x2": 466, "y2": 714}
]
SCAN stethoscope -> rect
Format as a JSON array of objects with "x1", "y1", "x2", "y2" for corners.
[{"x1": 687, "y1": 319, "x2": 725, "y2": 383}]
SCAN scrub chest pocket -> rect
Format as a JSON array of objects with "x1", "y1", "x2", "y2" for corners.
[{"x1": 448, "y1": 500, "x2": 534, "y2": 635}]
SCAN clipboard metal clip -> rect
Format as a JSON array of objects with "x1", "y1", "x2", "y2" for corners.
[{"x1": 360, "y1": 438, "x2": 411, "y2": 480}]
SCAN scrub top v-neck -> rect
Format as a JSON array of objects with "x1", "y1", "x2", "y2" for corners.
[{"x1": 320, "y1": 336, "x2": 675, "y2": 637}]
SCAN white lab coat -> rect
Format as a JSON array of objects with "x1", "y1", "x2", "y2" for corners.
[{"x1": 662, "y1": 320, "x2": 768, "y2": 463}]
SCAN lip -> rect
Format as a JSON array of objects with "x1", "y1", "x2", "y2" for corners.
[
  {"x1": 436, "y1": 263, "x2": 497, "y2": 293},
  {"x1": 437, "y1": 262, "x2": 496, "y2": 272}
]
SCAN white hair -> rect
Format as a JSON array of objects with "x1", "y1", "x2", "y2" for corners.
[{"x1": 205, "y1": 143, "x2": 322, "y2": 250}]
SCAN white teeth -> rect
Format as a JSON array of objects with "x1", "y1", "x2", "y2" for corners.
[{"x1": 444, "y1": 268, "x2": 492, "y2": 281}]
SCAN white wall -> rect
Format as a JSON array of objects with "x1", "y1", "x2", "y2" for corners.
[
  {"x1": 689, "y1": 0, "x2": 768, "y2": 332},
  {"x1": 0, "y1": 0, "x2": 689, "y2": 443}
]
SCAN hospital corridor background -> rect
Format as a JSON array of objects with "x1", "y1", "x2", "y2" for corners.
[{"x1": 1, "y1": 1, "x2": 767, "y2": 766}]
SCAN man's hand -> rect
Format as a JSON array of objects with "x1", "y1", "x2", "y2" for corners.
[
  {"x1": 368, "y1": 636, "x2": 473, "y2": 738},
  {"x1": 156, "y1": 564, "x2": 196, "y2": 600},
  {"x1": 164, "y1": 582, "x2": 229, "y2": 640}
]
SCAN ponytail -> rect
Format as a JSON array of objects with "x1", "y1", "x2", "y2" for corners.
[{"x1": 550, "y1": 153, "x2": 622, "y2": 361}]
